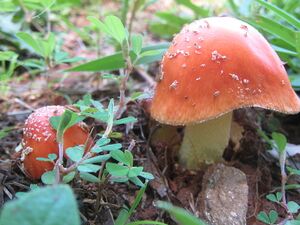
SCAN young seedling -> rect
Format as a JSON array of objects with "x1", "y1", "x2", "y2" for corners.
[{"x1": 257, "y1": 131, "x2": 300, "y2": 224}]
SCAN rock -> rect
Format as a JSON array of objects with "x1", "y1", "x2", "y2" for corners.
[{"x1": 198, "y1": 163, "x2": 248, "y2": 225}]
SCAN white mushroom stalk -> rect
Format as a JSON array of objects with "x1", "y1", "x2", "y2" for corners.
[{"x1": 179, "y1": 112, "x2": 232, "y2": 169}]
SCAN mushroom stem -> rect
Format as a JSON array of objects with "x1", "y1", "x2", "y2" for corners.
[{"x1": 179, "y1": 112, "x2": 232, "y2": 169}]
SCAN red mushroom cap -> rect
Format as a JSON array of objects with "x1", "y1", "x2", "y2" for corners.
[
  {"x1": 151, "y1": 17, "x2": 300, "y2": 125},
  {"x1": 22, "y1": 105, "x2": 92, "y2": 179}
]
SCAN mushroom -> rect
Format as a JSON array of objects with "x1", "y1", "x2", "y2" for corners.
[
  {"x1": 151, "y1": 17, "x2": 300, "y2": 169},
  {"x1": 21, "y1": 105, "x2": 92, "y2": 179}
]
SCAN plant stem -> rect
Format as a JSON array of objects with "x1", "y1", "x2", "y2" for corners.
[
  {"x1": 121, "y1": 0, "x2": 129, "y2": 26},
  {"x1": 54, "y1": 141, "x2": 64, "y2": 184},
  {"x1": 128, "y1": 0, "x2": 139, "y2": 38},
  {"x1": 115, "y1": 40, "x2": 133, "y2": 119}
]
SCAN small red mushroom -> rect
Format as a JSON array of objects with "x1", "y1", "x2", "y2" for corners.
[{"x1": 21, "y1": 105, "x2": 92, "y2": 179}]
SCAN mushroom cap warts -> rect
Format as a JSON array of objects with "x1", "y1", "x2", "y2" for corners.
[{"x1": 151, "y1": 17, "x2": 300, "y2": 125}]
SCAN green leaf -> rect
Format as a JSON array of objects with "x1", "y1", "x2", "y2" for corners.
[
  {"x1": 36, "y1": 157, "x2": 52, "y2": 162},
  {"x1": 128, "y1": 167, "x2": 143, "y2": 178},
  {"x1": 41, "y1": 170, "x2": 56, "y2": 185},
  {"x1": 83, "y1": 154, "x2": 110, "y2": 164},
  {"x1": 288, "y1": 201, "x2": 300, "y2": 213},
  {"x1": 271, "y1": 132, "x2": 287, "y2": 153},
  {"x1": 269, "y1": 210, "x2": 278, "y2": 224},
  {"x1": 101, "y1": 143, "x2": 122, "y2": 151},
  {"x1": 131, "y1": 34, "x2": 143, "y2": 55},
  {"x1": 79, "y1": 172, "x2": 99, "y2": 183},
  {"x1": 63, "y1": 171, "x2": 76, "y2": 183},
  {"x1": 115, "y1": 208, "x2": 130, "y2": 225},
  {"x1": 127, "y1": 221, "x2": 167, "y2": 225},
  {"x1": 255, "y1": 0, "x2": 300, "y2": 29},
  {"x1": 16, "y1": 32, "x2": 43, "y2": 57},
  {"x1": 287, "y1": 167, "x2": 300, "y2": 176},
  {"x1": 48, "y1": 153, "x2": 57, "y2": 161},
  {"x1": 129, "y1": 176, "x2": 144, "y2": 187},
  {"x1": 0, "y1": 51, "x2": 18, "y2": 61},
  {"x1": 110, "y1": 150, "x2": 127, "y2": 164},
  {"x1": 139, "y1": 171, "x2": 154, "y2": 180},
  {"x1": 251, "y1": 16, "x2": 296, "y2": 48},
  {"x1": 156, "y1": 201, "x2": 208, "y2": 225},
  {"x1": 0, "y1": 185, "x2": 80, "y2": 225},
  {"x1": 106, "y1": 162, "x2": 129, "y2": 177},
  {"x1": 66, "y1": 146, "x2": 84, "y2": 162},
  {"x1": 175, "y1": 0, "x2": 210, "y2": 17},
  {"x1": 77, "y1": 164, "x2": 101, "y2": 173},
  {"x1": 56, "y1": 110, "x2": 73, "y2": 142},
  {"x1": 50, "y1": 115, "x2": 61, "y2": 130},
  {"x1": 67, "y1": 43, "x2": 169, "y2": 72},
  {"x1": 124, "y1": 150, "x2": 133, "y2": 167},
  {"x1": 257, "y1": 211, "x2": 271, "y2": 224},
  {"x1": 67, "y1": 52, "x2": 125, "y2": 72},
  {"x1": 114, "y1": 116, "x2": 137, "y2": 125},
  {"x1": 104, "y1": 15, "x2": 127, "y2": 44},
  {"x1": 266, "y1": 194, "x2": 278, "y2": 202},
  {"x1": 93, "y1": 137, "x2": 111, "y2": 148},
  {"x1": 285, "y1": 220, "x2": 300, "y2": 225},
  {"x1": 88, "y1": 15, "x2": 127, "y2": 44}
]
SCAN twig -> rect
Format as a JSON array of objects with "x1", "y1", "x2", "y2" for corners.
[{"x1": 136, "y1": 67, "x2": 156, "y2": 87}]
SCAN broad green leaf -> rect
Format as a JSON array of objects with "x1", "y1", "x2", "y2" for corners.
[
  {"x1": 0, "y1": 185, "x2": 80, "y2": 225},
  {"x1": 67, "y1": 52, "x2": 125, "y2": 72},
  {"x1": 257, "y1": 211, "x2": 271, "y2": 224},
  {"x1": 110, "y1": 150, "x2": 127, "y2": 164},
  {"x1": 63, "y1": 171, "x2": 76, "y2": 183},
  {"x1": 88, "y1": 15, "x2": 127, "y2": 44},
  {"x1": 56, "y1": 110, "x2": 73, "y2": 142},
  {"x1": 128, "y1": 167, "x2": 143, "y2": 178},
  {"x1": 288, "y1": 201, "x2": 300, "y2": 213},
  {"x1": 77, "y1": 164, "x2": 101, "y2": 173},
  {"x1": 41, "y1": 170, "x2": 56, "y2": 185},
  {"x1": 96, "y1": 138, "x2": 111, "y2": 146},
  {"x1": 79, "y1": 172, "x2": 99, "y2": 183},
  {"x1": 16, "y1": 32, "x2": 43, "y2": 56},
  {"x1": 67, "y1": 43, "x2": 169, "y2": 72},
  {"x1": 66, "y1": 146, "x2": 84, "y2": 162},
  {"x1": 131, "y1": 34, "x2": 143, "y2": 55},
  {"x1": 139, "y1": 172, "x2": 154, "y2": 180},
  {"x1": 104, "y1": 15, "x2": 127, "y2": 44},
  {"x1": 101, "y1": 143, "x2": 122, "y2": 151},
  {"x1": 285, "y1": 220, "x2": 300, "y2": 225},
  {"x1": 106, "y1": 163, "x2": 129, "y2": 177},
  {"x1": 124, "y1": 150, "x2": 133, "y2": 167},
  {"x1": 269, "y1": 210, "x2": 278, "y2": 224},
  {"x1": 271, "y1": 132, "x2": 287, "y2": 153},
  {"x1": 266, "y1": 194, "x2": 278, "y2": 202},
  {"x1": 83, "y1": 154, "x2": 110, "y2": 164},
  {"x1": 114, "y1": 116, "x2": 137, "y2": 125},
  {"x1": 157, "y1": 201, "x2": 208, "y2": 225},
  {"x1": 48, "y1": 153, "x2": 57, "y2": 161}
]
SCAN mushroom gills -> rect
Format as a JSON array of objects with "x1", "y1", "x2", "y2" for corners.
[{"x1": 179, "y1": 112, "x2": 232, "y2": 169}]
